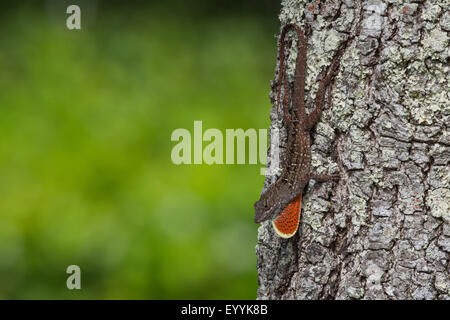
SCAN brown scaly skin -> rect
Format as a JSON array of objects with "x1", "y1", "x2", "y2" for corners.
[{"x1": 254, "y1": 24, "x2": 342, "y2": 224}]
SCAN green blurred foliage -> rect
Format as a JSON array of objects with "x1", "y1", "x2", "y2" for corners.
[{"x1": 0, "y1": 1, "x2": 278, "y2": 299}]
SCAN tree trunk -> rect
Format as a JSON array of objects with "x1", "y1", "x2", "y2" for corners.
[{"x1": 256, "y1": 0, "x2": 449, "y2": 300}]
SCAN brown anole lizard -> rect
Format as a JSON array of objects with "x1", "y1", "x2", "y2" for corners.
[{"x1": 254, "y1": 24, "x2": 343, "y2": 237}]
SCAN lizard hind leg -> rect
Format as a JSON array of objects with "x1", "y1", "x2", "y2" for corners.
[{"x1": 272, "y1": 194, "x2": 302, "y2": 238}]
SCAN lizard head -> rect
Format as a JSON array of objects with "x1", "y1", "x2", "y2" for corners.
[{"x1": 254, "y1": 199, "x2": 278, "y2": 224}]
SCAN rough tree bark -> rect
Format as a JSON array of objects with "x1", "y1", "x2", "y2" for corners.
[{"x1": 256, "y1": 0, "x2": 449, "y2": 300}]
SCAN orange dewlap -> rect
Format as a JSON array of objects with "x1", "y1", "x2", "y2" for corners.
[{"x1": 271, "y1": 194, "x2": 302, "y2": 238}]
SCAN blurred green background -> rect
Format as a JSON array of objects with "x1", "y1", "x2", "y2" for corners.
[{"x1": 0, "y1": 0, "x2": 279, "y2": 299}]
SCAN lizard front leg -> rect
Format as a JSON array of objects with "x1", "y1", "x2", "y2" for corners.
[{"x1": 310, "y1": 172, "x2": 340, "y2": 182}]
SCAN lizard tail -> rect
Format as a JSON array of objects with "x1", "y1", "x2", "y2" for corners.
[{"x1": 271, "y1": 194, "x2": 301, "y2": 238}]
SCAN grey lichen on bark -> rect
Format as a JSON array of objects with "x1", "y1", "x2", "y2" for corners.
[{"x1": 256, "y1": 0, "x2": 449, "y2": 300}]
